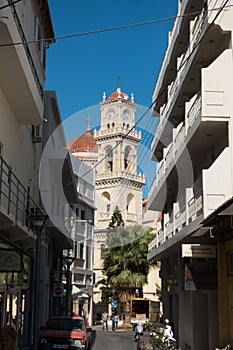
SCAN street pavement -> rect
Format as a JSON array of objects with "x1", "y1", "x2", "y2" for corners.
[{"x1": 91, "y1": 324, "x2": 137, "y2": 350}]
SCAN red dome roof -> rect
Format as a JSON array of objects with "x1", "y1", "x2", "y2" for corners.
[
  {"x1": 108, "y1": 88, "x2": 128, "y2": 101},
  {"x1": 67, "y1": 128, "x2": 98, "y2": 153}
]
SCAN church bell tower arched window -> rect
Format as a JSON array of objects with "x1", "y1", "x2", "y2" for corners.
[
  {"x1": 101, "y1": 191, "x2": 111, "y2": 212},
  {"x1": 105, "y1": 147, "x2": 113, "y2": 172},
  {"x1": 124, "y1": 146, "x2": 131, "y2": 171},
  {"x1": 126, "y1": 193, "x2": 135, "y2": 214}
]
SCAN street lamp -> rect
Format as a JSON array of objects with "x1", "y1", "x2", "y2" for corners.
[
  {"x1": 29, "y1": 213, "x2": 48, "y2": 350},
  {"x1": 63, "y1": 252, "x2": 75, "y2": 316}
]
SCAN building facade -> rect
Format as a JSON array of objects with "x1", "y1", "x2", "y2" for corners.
[
  {"x1": 94, "y1": 88, "x2": 145, "y2": 228},
  {"x1": 68, "y1": 155, "x2": 95, "y2": 326},
  {"x1": 92, "y1": 88, "x2": 159, "y2": 306},
  {"x1": 68, "y1": 88, "x2": 161, "y2": 317},
  {"x1": 0, "y1": 1, "x2": 55, "y2": 348},
  {"x1": 147, "y1": 1, "x2": 233, "y2": 349},
  {"x1": 42, "y1": 90, "x2": 77, "y2": 324}
]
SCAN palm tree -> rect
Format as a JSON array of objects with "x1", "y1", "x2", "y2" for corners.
[{"x1": 103, "y1": 225, "x2": 154, "y2": 324}]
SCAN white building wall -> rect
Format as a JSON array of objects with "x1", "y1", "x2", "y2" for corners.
[
  {"x1": 0, "y1": 87, "x2": 37, "y2": 197},
  {"x1": 148, "y1": 0, "x2": 233, "y2": 348},
  {"x1": 202, "y1": 50, "x2": 233, "y2": 120},
  {"x1": 203, "y1": 148, "x2": 232, "y2": 217}
]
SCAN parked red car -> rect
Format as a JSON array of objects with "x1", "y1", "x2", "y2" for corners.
[{"x1": 38, "y1": 316, "x2": 93, "y2": 350}]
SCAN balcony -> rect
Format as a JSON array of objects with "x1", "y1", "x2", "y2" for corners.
[
  {"x1": 152, "y1": 0, "x2": 206, "y2": 113},
  {"x1": 152, "y1": 3, "x2": 229, "y2": 157},
  {"x1": 125, "y1": 212, "x2": 137, "y2": 222},
  {"x1": 0, "y1": 155, "x2": 45, "y2": 248},
  {"x1": 148, "y1": 189, "x2": 203, "y2": 253},
  {"x1": 149, "y1": 94, "x2": 201, "y2": 205},
  {"x1": 0, "y1": 2, "x2": 50, "y2": 124},
  {"x1": 94, "y1": 126, "x2": 141, "y2": 142},
  {"x1": 97, "y1": 211, "x2": 112, "y2": 222},
  {"x1": 96, "y1": 171, "x2": 145, "y2": 185}
]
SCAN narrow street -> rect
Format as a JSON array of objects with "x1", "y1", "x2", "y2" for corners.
[{"x1": 92, "y1": 327, "x2": 136, "y2": 350}]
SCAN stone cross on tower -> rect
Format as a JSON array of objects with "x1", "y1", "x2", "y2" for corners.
[{"x1": 87, "y1": 116, "x2": 91, "y2": 129}]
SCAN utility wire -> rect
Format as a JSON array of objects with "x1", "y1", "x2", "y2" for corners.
[
  {"x1": 0, "y1": 0, "x2": 23, "y2": 11},
  {"x1": 70, "y1": 0, "x2": 230, "y2": 180},
  {"x1": 40, "y1": 0, "x2": 230, "y2": 196},
  {"x1": 94, "y1": 0, "x2": 231, "y2": 212},
  {"x1": 0, "y1": 5, "x2": 232, "y2": 48}
]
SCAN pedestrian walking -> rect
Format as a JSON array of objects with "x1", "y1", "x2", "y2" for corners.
[
  {"x1": 113, "y1": 314, "x2": 119, "y2": 330},
  {"x1": 102, "y1": 310, "x2": 108, "y2": 330}
]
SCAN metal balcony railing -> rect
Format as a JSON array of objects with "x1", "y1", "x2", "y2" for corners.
[
  {"x1": 9, "y1": 1, "x2": 44, "y2": 99},
  {"x1": 149, "y1": 94, "x2": 202, "y2": 200},
  {"x1": 148, "y1": 190, "x2": 203, "y2": 252},
  {"x1": 0, "y1": 155, "x2": 44, "y2": 233},
  {"x1": 152, "y1": 8, "x2": 207, "y2": 152}
]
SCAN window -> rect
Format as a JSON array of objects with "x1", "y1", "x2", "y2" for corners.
[
  {"x1": 105, "y1": 147, "x2": 113, "y2": 172},
  {"x1": 80, "y1": 243, "x2": 84, "y2": 259},
  {"x1": 45, "y1": 318, "x2": 84, "y2": 331},
  {"x1": 100, "y1": 244, "x2": 106, "y2": 260},
  {"x1": 74, "y1": 241, "x2": 78, "y2": 258},
  {"x1": 81, "y1": 210, "x2": 85, "y2": 220},
  {"x1": 86, "y1": 246, "x2": 89, "y2": 268},
  {"x1": 124, "y1": 146, "x2": 131, "y2": 170},
  {"x1": 126, "y1": 193, "x2": 135, "y2": 213},
  {"x1": 101, "y1": 192, "x2": 110, "y2": 212}
]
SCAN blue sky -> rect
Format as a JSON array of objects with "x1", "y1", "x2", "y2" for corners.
[{"x1": 45, "y1": 1, "x2": 178, "y2": 196}]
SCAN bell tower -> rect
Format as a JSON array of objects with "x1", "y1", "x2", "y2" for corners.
[{"x1": 94, "y1": 88, "x2": 145, "y2": 228}]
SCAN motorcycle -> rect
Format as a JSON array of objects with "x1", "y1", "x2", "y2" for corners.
[
  {"x1": 151, "y1": 319, "x2": 177, "y2": 350},
  {"x1": 163, "y1": 319, "x2": 176, "y2": 349},
  {"x1": 134, "y1": 321, "x2": 144, "y2": 341}
]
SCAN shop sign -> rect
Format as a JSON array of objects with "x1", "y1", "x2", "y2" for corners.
[
  {"x1": 0, "y1": 249, "x2": 22, "y2": 272},
  {"x1": 182, "y1": 244, "x2": 216, "y2": 258}
]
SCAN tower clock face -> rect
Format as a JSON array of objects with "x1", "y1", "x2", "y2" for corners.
[
  {"x1": 123, "y1": 110, "x2": 130, "y2": 122},
  {"x1": 106, "y1": 110, "x2": 115, "y2": 120}
]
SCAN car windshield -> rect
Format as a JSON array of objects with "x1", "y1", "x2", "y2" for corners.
[{"x1": 45, "y1": 319, "x2": 84, "y2": 331}]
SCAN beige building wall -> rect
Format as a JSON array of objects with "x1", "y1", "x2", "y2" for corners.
[{"x1": 92, "y1": 89, "x2": 160, "y2": 305}]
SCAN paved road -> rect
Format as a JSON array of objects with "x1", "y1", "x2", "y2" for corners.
[{"x1": 92, "y1": 327, "x2": 137, "y2": 350}]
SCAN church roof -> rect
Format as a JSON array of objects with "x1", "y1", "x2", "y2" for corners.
[
  {"x1": 108, "y1": 87, "x2": 128, "y2": 101},
  {"x1": 67, "y1": 128, "x2": 98, "y2": 154}
]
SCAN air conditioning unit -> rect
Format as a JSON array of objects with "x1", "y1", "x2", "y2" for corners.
[{"x1": 32, "y1": 125, "x2": 42, "y2": 143}]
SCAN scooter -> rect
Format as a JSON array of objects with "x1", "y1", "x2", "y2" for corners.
[
  {"x1": 151, "y1": 319, "x2": 177, "y2": 350},
  {"x1": 134, "y1": 321, "x2": 144, "y2": 341},
  {"x1": 162, "y1": 319, "x2": 177, "y2": 350}
]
